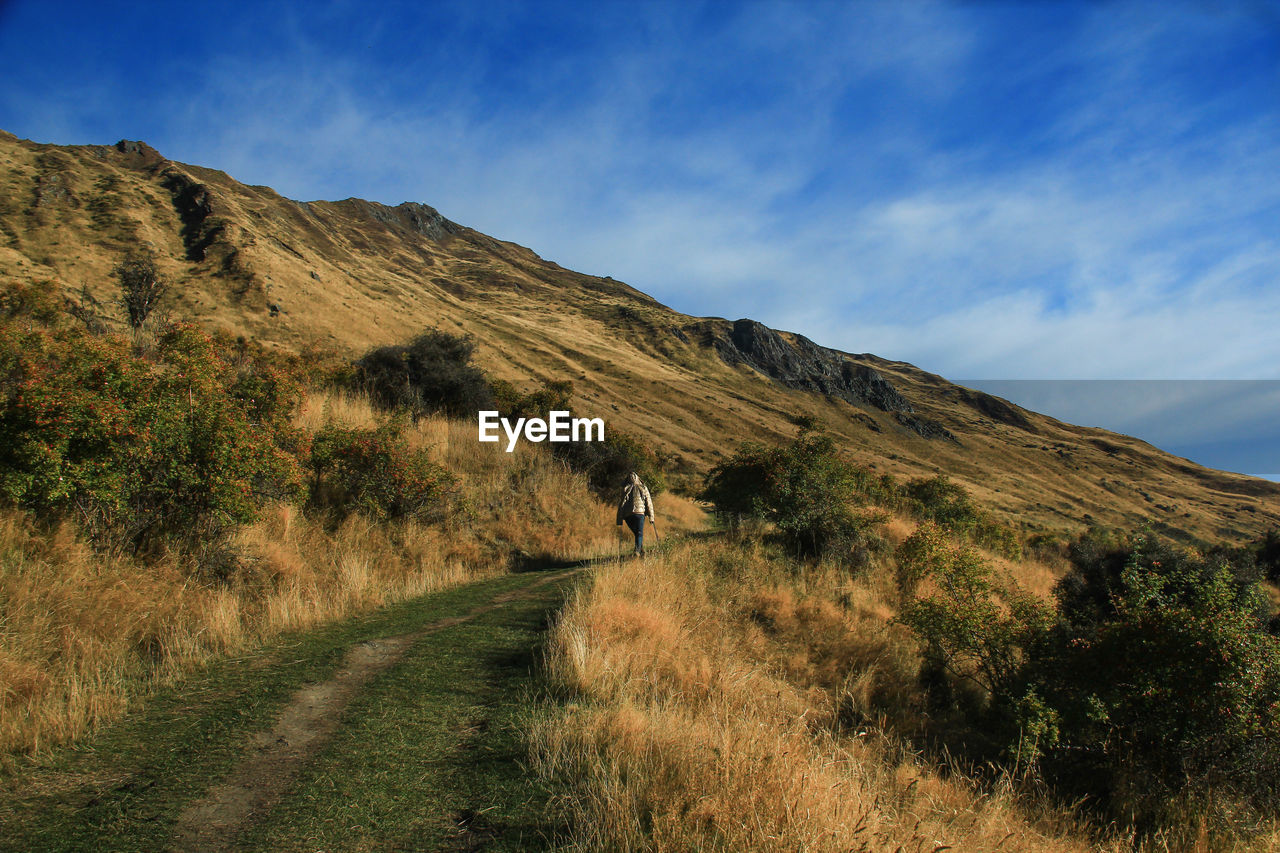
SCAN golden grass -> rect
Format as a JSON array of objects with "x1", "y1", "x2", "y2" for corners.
[
  {"x1": 652, "y1": 493, "x2": 711, "y2": 537},
  {"x1": 533, "y1": 521, "x2": 1280, "y2": 852},
  {"x1": 992, "y1": 552, "x2": 1063, "y2": 602},
  {"x1": 295, "y1": 388, "x2": 382, "y2": 433},
  {"x1": 0, "y1": 392, "x2": 618, "y2": 756},
  {"x1": 532, "y1": 539, "x2": 1117, "y2": 853},
  {"x1": 8, "y1": 132, "x2": 1280, "y2": 546}
]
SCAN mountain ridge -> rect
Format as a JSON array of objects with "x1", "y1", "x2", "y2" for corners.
[{"x1": 2, "y1": 130, "x2": 1277, "y2": 541}]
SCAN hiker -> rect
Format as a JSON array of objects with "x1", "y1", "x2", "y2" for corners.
[{"x1": 616, "y1": 471, "x2": 654, "y2": 556}]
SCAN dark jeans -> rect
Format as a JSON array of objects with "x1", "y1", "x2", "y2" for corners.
[{"x1": 624, "y1": 513, "x2": 645, "y2": 553}]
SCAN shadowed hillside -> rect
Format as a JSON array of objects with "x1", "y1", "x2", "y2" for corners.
[{"x1": 2, "y1": 130, "x2": 1277, "y2": 542}]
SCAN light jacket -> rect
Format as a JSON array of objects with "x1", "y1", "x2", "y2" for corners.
[{"x1": 616, "y1": 474, "x2": 654, "y2": 524}]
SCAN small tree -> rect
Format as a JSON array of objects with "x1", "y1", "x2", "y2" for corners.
[
  {"x1": 115, "y1": 251, "x2": 167, "y2": 331},
  {"x1": 702, "y1": 431, "x2": 874, "y2": 562},
  {"x1": 355, "y1": 328, "x2": 493, "y2": 419}
]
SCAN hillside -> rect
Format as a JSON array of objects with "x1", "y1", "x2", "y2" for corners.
[{"x1": 2, "y1": 130, "x2": 1277, "y2": 542}]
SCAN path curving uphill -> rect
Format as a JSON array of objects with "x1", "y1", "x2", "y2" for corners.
[{"x1": 0, "y1": 563, "x2": 587, "y2": 853}]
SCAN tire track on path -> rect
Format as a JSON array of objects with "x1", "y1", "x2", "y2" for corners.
[{"x1": 169, "y1": 565, "x2": 582, "y2": 853}]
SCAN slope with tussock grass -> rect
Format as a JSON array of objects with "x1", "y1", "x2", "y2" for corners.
[
  {"x1": 3, "y1": 132, "x2": 1278, "y2": 542},
  {"x1": 534, "y1": 438, "x2": 1280, "y2": 852},
  {"x1": 532, "y1": 537, "x2": 1105, "y2": 852},
  {"x1": 0, "y1": 390, "x2": 619, "y2": 758}
]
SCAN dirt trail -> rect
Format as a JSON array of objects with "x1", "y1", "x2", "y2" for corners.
[{"x1": 169, "y1": 566, "x2": 580, "y2": 853}]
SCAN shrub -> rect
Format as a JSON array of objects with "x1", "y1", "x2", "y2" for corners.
[
  {"x1": 1039, "y1": 534, "x2": 1280, "y2": 821},
  {"x1": 115, "y1": 250, "x2": 167, "y2": 331},
  {"x1": 491, "y1": 378, "x2": 573, "y2": 421},
  {"x1": 702, "y1": 432, "x2": 877, "y2": 562},
  {"x1": 848, "y1": 468, "x2": 901, "y2": 508},
  {"x1": 0, "y1": 317, "x2": 305, "y2": 551},
  {"x1": 1025, "y1": 531, "x2": 1067, "y2": 564},
  {"x1": 897, "y1": 528, "x2": 1052, "y2": 750},
  {"x1": 1257, "y1": 528, "x2": 1280, "y2": 584},
  {"x1": 555, "y1": 426, "x2": 665, "y2": 498},
  {"x1": 308, "y1": 422, "x2": 457, "y2": 522},
  {"x1": 354, "y1": 329, "x2": 493, "y2": 418},
  {"x1": 899, "y1": 527, "x2": 1280, "y2": 833},
  {"x1": 903, "y1": 474, "x2": 1021, "y2": 559},
  {"x1": 0, "y1": 279, "x2": 62, "y2": 325},
  {"x1": 490, "y1": 378, "x2": 664, "y2": 499},
  {"x1": 894, "y1": 520, "x2": 950, "y2": 602},
  {"x1": 1058, "y1": 530, "x2": 1267, "y2": 633},
  {"x1": 904, "y1": 474, "x2": 974, "y2": 530}
]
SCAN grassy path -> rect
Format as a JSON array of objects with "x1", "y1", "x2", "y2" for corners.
[{"x1": 0, "y1": 562, "x2": 585, "y2": 852}]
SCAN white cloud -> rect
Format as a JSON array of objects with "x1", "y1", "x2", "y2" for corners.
[{"x1": 7, "y1": 0, "x2": 1277, "y2": 392}]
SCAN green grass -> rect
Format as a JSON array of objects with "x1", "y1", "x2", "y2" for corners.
[
  {"x1": 0, "y1": 566, "x2": 583, "y2": 852},
  {"x1": 241, "y1": 581, "x2": 572, "y2": 851}
]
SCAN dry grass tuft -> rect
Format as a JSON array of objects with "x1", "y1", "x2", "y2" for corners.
[
  {"x1": 653, "y1": 493, "x2": 711, "y2": 537},
  {"x1": 993, "y1": 553, "x2": 1063, "y2": 602}
]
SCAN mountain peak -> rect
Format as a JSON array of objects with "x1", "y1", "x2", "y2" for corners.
[{"x1": 112, "y1": 139, "x2": 166, "y2": 168}]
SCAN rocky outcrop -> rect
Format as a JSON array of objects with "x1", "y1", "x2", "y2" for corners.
[
  {"x1": 31, "y1": 150, "x2": 79, "y2": 213},
  {"x1": 160, "y1": 169, "x2": 224, "y2": 262},
  {"x1": 701, "y1": 315, "x2": 962, "y2": 440},
  {"x1": 392, "y1": 202, "x2": 461, "y2": 241},
  {"x1": 32, "y1": 170, "x2": 75, "y2": 209},
  {"x1": 895, "y1": 412, "x2": 957, "y2": 442},
  {"x1": 112, "y1": 139, "x2": 166, "y2": 169},
  {"x1": 699, "y1": 318, "x2": 957, "y2": 441},
  {"x1": 155, "y1": 165, "x2": 263, "y2": 307},
  {"x1": 958, "y1": 387, "x2": 1036, "y2": 432},
  {"x1": 707, "y1": 318, "x2": 912, "y2": 411},
  {"x1": 330, "y1": 199, "x2": 461, "y2": 242}
]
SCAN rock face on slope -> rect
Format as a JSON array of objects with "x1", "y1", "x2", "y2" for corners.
[
  {"x1": 702, "y1": 319, "x2": 956, "y2": 440},
  {"x1": 957, "y1": 387, "x2": 1037, "y2": 433},
  {"x1": 328, "y1": 199, "x2": 462, "y2": 242},
  {"x1": 706, "y1": 319, "x2": 906, "y2": 409}
]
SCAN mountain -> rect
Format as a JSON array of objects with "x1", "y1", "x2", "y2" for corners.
[{"x1": 2, "y1": 130, "x2": 1277, "y2": 542}]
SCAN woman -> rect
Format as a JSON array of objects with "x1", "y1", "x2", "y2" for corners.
[{"x1": 616, "y1": 471, "x2": 655, "y2": 557}]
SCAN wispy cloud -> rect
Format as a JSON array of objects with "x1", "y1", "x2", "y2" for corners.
[{"x1": 1, "y1": 1, "x2": 1276, "y2": 385}]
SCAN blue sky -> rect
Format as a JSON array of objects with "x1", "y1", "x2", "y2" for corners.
[{"x1": 2, "y1": 1, "x2": 1279, "y2": 472}]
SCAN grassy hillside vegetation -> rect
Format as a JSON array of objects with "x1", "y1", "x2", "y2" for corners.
[
  {"x1": 0, "y1": 278, "x2": 622, "y2": 756},
  {"x1": 530, "y1": 433, "x2": 1280, "y2": 850},
  {"x1": 703, "y1": 431, "x2": 1020, "y2": 564},
  {"x1": 899, "y1": 527, "x2": 1280, "y2": 843},
  {"x1": 6, "y1": 134, "x2": 1280, "y2": 850},
  {"x1": 352, "y1": 331, "x2": 666, "y2": 497},
  {"x1": 4, "y1": 133, "x2": 1278, "y2": 542},
  {"x1": 533, "y1": 541, "x2": 1104, "y2": 852}
]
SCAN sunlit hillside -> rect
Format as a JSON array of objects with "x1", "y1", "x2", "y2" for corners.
[{"x1": 2, "y1": 130, "x2": 1278, "y2": 543}]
